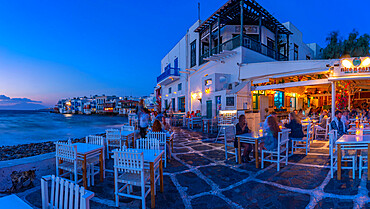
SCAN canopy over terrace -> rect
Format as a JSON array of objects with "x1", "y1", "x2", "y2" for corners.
[{"x1": 239, "y1": 58, "x2": 370, "y2": 118}]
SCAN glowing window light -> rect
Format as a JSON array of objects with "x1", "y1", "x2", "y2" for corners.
[
  {"x1": 342, "y1": 59, "x2": 352, "y2": 68},
  {"x1": 362, "y1": 58, "x2": 370, "y2": 67},
  {"x1": 205, "y1": 88, "x2": 211, "y2": 94},
  {"x1": 198, "y1": 92, "x2": 202, "y2": 98}
]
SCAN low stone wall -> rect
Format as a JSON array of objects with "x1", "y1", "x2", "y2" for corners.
[{"x1": 0, "y1": 152, "x2": 55, "y2": 193}]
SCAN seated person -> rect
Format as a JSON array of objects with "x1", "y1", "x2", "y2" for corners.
[
  {"x1": 330, "y1": 110, "x2": 347, "y2": 138},
  {"x1": 162, "y1": 117, "x2": 171, "y2": 132},
  {"x1": 263, "y1": 112, "x2": 277, "y2": 131},
  {"x1": 318, "y1": 110, "x2": 329, "y2": 129},
  {"x1": 234, "y1": 115, "x2": 251, "y2": 162},
  {"x1": 285, "y1": 112, "x2": 304, "y2": 144},
  {"x1": 260, "y1": 116, "x2": 280, "y2": 151},
  {"x1": 152, "y1": 119, "x2": 163, "y2": 132}
]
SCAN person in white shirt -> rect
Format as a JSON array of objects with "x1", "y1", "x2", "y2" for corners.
[{"x1": 341, "y1": 110, "x2": 350, "y2": 129}]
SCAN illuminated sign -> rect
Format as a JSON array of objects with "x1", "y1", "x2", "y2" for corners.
[{"x1": 334, "y1": 57, "x2": 370, "y2": 76}]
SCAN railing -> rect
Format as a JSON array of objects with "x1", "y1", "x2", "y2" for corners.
[
  {"x1": 199, "y1": 34, "x2": 288, "y2": 64},
  {"x1": 157, "y1": 68, "x2": 180, "y2": 83}
]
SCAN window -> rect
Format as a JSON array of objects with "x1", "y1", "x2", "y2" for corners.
[
  {"x1": 294, "y1": 44, "x2": 299, "y2": 60},
  {"x1": 172, "y1": 98, "x2": 175, "y2": 111},
  {"x1": 190, "y1": 40, "x2": 196, "y2": 67},
  {"x1": 226, "y1": 97, "x2": 235, "y2": 107},
  {"x1": 174, "y1": 57, "x2": 178, "y2": 69},
  {"x1": 274, "y1": 91, "x2": 284, "y2": 109},
  {"x1": 164, "y1": 100, "x2": 168, "y2": 109},
  {"x1": 168, "y1": 87, "x2": 171, "y2": 94},
  {"x1": 205, "y1": 79, "x2": 212, "y2": 86},
  {"x1": 306, "y1": 55, "x2": 311, "y2": 60},
  {"x1": 178, "y1": 83, "x2": 182, "y2": 91}
]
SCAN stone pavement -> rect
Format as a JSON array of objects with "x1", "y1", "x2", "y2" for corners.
[{"x1": 22, "y1": 127, "x2": 370, "y2": 208}]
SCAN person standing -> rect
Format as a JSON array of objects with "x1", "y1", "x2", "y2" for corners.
[{"x1": 139, "y1": 108, "x2": 150, "y2": 138}]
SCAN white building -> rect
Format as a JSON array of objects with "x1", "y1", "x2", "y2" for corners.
[{"x1": 156, "y1": 0, "x2": 321, "y2": 119}]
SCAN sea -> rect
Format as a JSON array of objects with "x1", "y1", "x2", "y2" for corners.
[{"x1": 0, "y1": 110, "x2": 127, "y2": 146}]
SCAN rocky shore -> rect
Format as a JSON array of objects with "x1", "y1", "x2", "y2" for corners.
[{"x1": 0, "y1": 134, "x2": 104, "y2": 161}]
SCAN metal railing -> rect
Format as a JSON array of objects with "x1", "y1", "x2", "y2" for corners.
[
  {"x1": 157, "y1": 68, "x2": 180, "y2": 83},
  {"x1": 199, "y1": 34, "x2": 288, "y2": 64}
]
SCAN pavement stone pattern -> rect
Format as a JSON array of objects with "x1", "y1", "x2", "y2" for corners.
[{"x1": 22, "y1": 127, "x2": 370, "y2": 208}]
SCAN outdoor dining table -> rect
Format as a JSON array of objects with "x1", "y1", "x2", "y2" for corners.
[
  {"x1": 347, "y1": 127, "x2": 370, "y2": 135},
  {"x1": 74, "y1": 143, "x2": 104, "y2": 188},
  {"x1": 124, "y1": 148, "x2": 164, "y2": 209},
  {"x1": 335, "y1": 135, "x2": 370, "y2": 180},
  {"x1": 235, "y1": 132, "x2": 264, "y2": 168},
  {"x1": 0, "y1": 194, "x2": 32, "y2": 209},
  {"x1": 121, "y1": 130, "x2": 135, "y2": 148}
]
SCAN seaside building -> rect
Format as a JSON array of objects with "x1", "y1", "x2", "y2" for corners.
[{"x1": 156, "y1": 0, "x2": 318, "y2": 118}]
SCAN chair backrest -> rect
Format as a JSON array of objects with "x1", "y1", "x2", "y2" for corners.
[
  {"x1": 106, "y1": 129, "x2": 121, "y2": 141},
  {"x1": 41, "y1": 175, "x2": 94, "y2": 209},
  {"x1": 326, "y1": 117, "x2": 330, "y2": 132},
  {"x1": 86, "y1": 135, "x2": 104, "y2": 146},
  {"x1": 328, "y1": 130, "x2": 337, "y2": 151},
  {"x1": 278, "y1": 129, "x2": 290, "y2": 145},
  {"x1": 136, "y1": 138, "x2": 160, "y2": 150},
  {"x1": 113, "y1": 149, "x2": 144, "y2": 174},
  {"x1": 55, "y1": 142, "x2": 77, "y2": 163},
  {"x1": 121, "y1": 125, "x2": 135, "y2": 132},
  {"x1": 147, "y1": 131, "x2": 167, "y2": 144}
]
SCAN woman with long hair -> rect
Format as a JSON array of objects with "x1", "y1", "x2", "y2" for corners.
[
  {"x1": 285, "y1": 112, "x2": 304, "y2": 148},
  {"x1": 152, "y1": 119, "x2": 162, "y2": 132},
  {"x1": 261, "y1": 116, "x2": 281, "y2": 151}
]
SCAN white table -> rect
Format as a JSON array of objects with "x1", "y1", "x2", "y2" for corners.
[
  {"x1": 347, "y1": 128, "x2": 370, "y2": 135},
  {"x1": 235, "y1": 132, "x2": 264, "y2": 167},
  {"x1": 336, "y1": 135, "x2": 370, "y2": 180},
  {"x1": 121, "y1": 130, "x2": 135, "y2": 147},
  {"x1": 74, "y1": 143, "x2": 104, "y2": 188},
  {"x1": 0, "y1": 194, "x2": 32, "y2": 209},
  {"x1": 122, "y1": 148, "x2": 164, "y2": 209}
]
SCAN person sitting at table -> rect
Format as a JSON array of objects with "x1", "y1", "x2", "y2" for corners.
[
  {"x1": 318, "y1": 110, "x2": 329, "y2": 129},
  {"x1": 190, "y1": 111, "x2": 195, "y2": 117},
  {"x1": 260, "y1": 116, "x2": 281, "y2": 151},
  {"x1": 233, "y1": 115, "x2": 251, "y2": 162},
  {"x1": 263, "y1": 112, "x2": 277, "y2": 131},
  {"x1": 341, "y1": 110, "x2": 350, "y2": 129},
  {"x1": 330, "y1": 110, "x2": 347, "y2": 138},
  {"x1": 152, "y1": 119, "x2": 163, "y2": 132},
  {"x1": 285, "y1": 112, "x2": 304, "y2": 148},
  {"x1": 162, "y1": 117, "x2": 171, "y2": 132},
  {"x1": 298, "y1": 109, "x2": 304, "y2": 120}
]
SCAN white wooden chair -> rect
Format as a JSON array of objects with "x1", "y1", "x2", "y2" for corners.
[
  {"x1": 113, "y1": 149, "x2": 151, "y2": 208},
  {"x1": 85, "y1": 135, "x2": 105, "y2": 185},
  {"x1": 147, "y1": 131, "x2": 167, "y2": 167},
  {"x1": 121, "y1": 125, "x2": 135, "y2": 147},
  {"x1": 41, "y1": 175, "x2": 94, "y2": 209},
  {"x1": 121, "y1": 125, "x2": 135, "y2": 132},
  {"x1": 106, "y1": 129, "x2": 121, "y2": 159},
  {"x1": 291, "y1": 123, "x2": 311, "y2": 155},
  {"x1": 261, "y1": 129, "x2": 290, "y2": 171},
  {"x1": 188, "y1": 117, "x2": 202, "y2": 129},
  {"x1": 55, "y1": 142, "x2": 83, "y2": 184},
  {"x1": 329, "y1": 130, "x2": 357, "y2": 179},
  {"x1": 315, "y1": 117, "x2": 330, "y2": 140},
  {"x1": 136, "y1": 138, "x2": 160, "y2": 150}
]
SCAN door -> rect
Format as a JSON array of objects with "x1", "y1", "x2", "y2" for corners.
[
  {"x1": 172, "y1": 98, "x2": 175, "y2": 111},
  {"x1": 206, "y1": 100, "x2": 212, "y2": 119}
]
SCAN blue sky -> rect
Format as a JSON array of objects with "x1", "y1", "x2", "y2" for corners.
[{"x1": 0, "y1": 0, "x2": 369, "y2": 108}]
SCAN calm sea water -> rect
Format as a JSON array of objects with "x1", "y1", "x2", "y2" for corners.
[{"x1": 0, "y1": 110, "x2": 127, "y2": 146}]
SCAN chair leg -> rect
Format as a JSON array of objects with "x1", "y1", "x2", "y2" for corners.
[
  {"x1": 353, "y1": 157, "x2": 356, "y2": 179},
  {"x1": 87, "y1": 166, "x2": 90, "y2": 187},
  {"x1": 277, "y1": 152, "x2": 280, "y2": 172},
  {"x1": 225, "y1": 138, "x2": 228, "y2": 160},
  {"x1": 285, "y1": 143, "x2": 288, "y2": 165},
  {"x1": 330, "y1": 158, "x2": 334, "y2": 178},
  {"x1": 235, "y1": 148, "x2": 238, "y2": 163},
  {"x1": 359, "y1": 156, "x2": 362, "y2": 178},
  {"x1": 115, "y1": 171, "x2": 119, "y2": 207},
  {"x1": 261, "y1": 151, "x2": 264, "y2": 169}
]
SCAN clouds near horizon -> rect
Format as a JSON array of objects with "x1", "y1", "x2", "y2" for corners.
[{"x1": 0, "y1": 94, "x2": 45, "y2": 110}]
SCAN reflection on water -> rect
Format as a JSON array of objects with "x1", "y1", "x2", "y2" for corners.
[{"x1": 0, "y1": 110, "x2": 127, "y2": 146}]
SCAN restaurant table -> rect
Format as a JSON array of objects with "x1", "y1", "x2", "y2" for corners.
[
  {"x1": 235, "y1": 132, "x2": 264, "y2": 168},
  {"x1": 347, "y1": 127, "x2": 370, "y2": 135},
  {"x1": 0, "y1": 194, "x2": 32, "y2": 209},
  {"x1": 124, "y1": 148, "x2": 164, "y2": 209},
  {"x1": 74, "y1": 143, "x2": 104, "y2": 188},
  {"x1": 121, "y1": 131, "x2": 135, "y2": 148},
  {"x1": 336, "y1": 135, "x2": 370, "y2": 180}
]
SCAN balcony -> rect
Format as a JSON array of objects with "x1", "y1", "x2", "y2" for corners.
[
  {"x1": 157, "y1": 67, "x2": 180, "y2": 85},
  {"x1": 200, "y1": 35, "x2": 288, "y2": 65}
]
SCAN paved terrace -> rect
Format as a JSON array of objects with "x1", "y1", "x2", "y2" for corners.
[{"x1": 18, "y1": 127, "x2": 370, "y2": 208}]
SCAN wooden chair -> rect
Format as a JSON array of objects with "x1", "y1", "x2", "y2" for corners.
[
  {"x1": 188, "y1": 117, "x2": 202, "y2": 129},
  {"x1": 136, "y1": 138, "x2": 160, "y2": 150},
  {"x1": 55, "y1": 142, "x2": 82, "y2": 184},
  {"x1": 315, "y1": 117, "x2": 330, "y2": 140},
  {"x1": 41, "y1": 175, "x2": 94, "y2": 209},
  {"x1": 291, "y1": 123, "x2": 311, "y2": 155},
  {"x1": 106, "y1": 129, "x2": 121, "y2": 159},
  {"x1": 113, "y1": 149, "x2": 151, "y2": 208},
  {"x1": 329, "y1": 130, "x2": 357, "y2": 179},
  {"x1": 261, "y1": 129, "x2": 290, "y2": 171},
  {"x1": 85, "y1": 135, "x2": 105, "y2": 185},
  {"x1": 121, "y1": 125, "x2": 135, "y2": 147},
  {"x1": 147, "y1": 132, "x2": 168, "y2": 167}
]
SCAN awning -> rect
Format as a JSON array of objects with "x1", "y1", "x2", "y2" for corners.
[
  {"x1": 253, "y1": 79, "x2": 331, "y2": 91},
  {"x1": 328, "y1": 75, "x2": 370, "y2": 81}
]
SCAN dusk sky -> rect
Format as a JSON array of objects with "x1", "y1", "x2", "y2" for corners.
[{"x1": 0, "y1": 0, "x2": 369, "y2": 109}]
